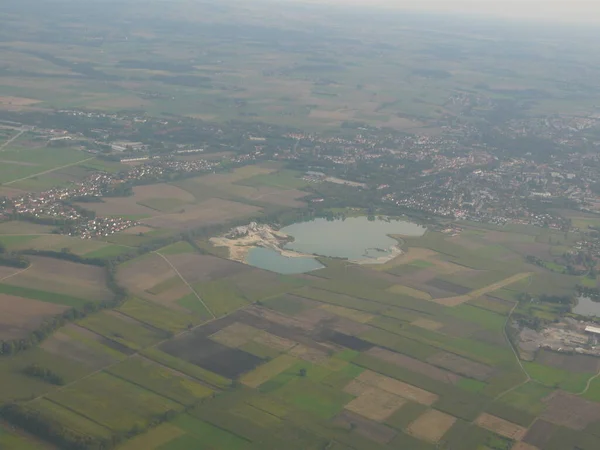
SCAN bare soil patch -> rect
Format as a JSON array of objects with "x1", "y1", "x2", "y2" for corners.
[
  {"x1": 507, "y1": 242, "x2": 551, "y2": 259},
  {"x1": 535, "y1": 349, "x2": 600, "y2": 373},
  {"x1": 0, "y1": 186, "x2": 28, "y2": 198},
  {"x1": 368, "y1": 347, "x2": 462, "y2": 384},
  {"x1": 122, "y1": 225, "x2": 154, "y2": 235},
  {"x1": 289, "y1": 344, "x2": 329, "y2": 363},
  {"x1": 427, "y1": 278, "x2": 471, "y2": 295},
  {"x1": 75, "y1": 197, "x2": 156, "y2": 217},
  {"x1": 426, "y1": 352, "x2": 495, "y2": 381},
  {"x1": 333, "y1": 410, "x2": 397, "y2": 444},
  {"x1": 411, "y1": 318, "x2": 443, "y2": 331},
  {"x1": 6, "y1": 256, "x2": 112, "y2": 301},
  {"x1": 357, "y1": 370, "x2": 438, "y2": 405},
  {"x1": 523, "y1": 420, "x2": 557, "y2": 448},
  {"x1": 474, "y1": 413, "x2": 527, "y2": 440},
  {"x1": 0, "y1": 266, "x2": 20, "y2": 280},
  {"x1": 511, "y1": 443, "x2": 539, "y2": 450},
  {"x1": 210, "y1": 322, "x2": 262, "y2": 348},
  {"x1": 0, "y1": 294, "x2": 67, "y2": 339},
  {"x1": 345, "y1": 387, "x2": 407, "y2": 422},
  {"x1": 406, "y1": 409, "x2": 456, "y2": 443},
  {"x1": 134, "y1": 183, "x2": 196, "y2": 202},
  {"x1": 253, "y1": 331, "x2": 297, "y2": 351},
  {"x1": 141, "y1": 198, "x2": 261, "y2": 230},
  {"x1": 540, "y1": 391, "x2": 600, "y2": 430},
  {"x1": 117, "y1": 254, "x2": 176, "y2": 292}
]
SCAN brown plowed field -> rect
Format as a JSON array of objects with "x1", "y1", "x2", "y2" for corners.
[
  {"x1": 535, "y1": 349, "x2": 600, "y2": 373},
  {"x1": 0, "y1": 294, "x2": 67, "y2": 339},
  {"x1": 160, "y1": 253, "x2": 253, "y2": 284},
  {"x1": 141, "y1": 198, "x2": 261, "y2": 230},
  {"x1": 522, "y1": 420, "x2": 557, "y2": 448},
  {"x1": 367, "y1": 347, "x2": 462, "y2": 384},
  {"x1": 117, "y1": 254, "x2": 177, "y2": 292},
  {"x1": 74, "y1": 183, "x2": 194, "y2": 217},
  {"x1": 511, "y1": 443, "x2": 539, "y2": 450},
  {"x1": 6, "y1": 256, "x2": 112, "y2": 301},
  {"x1": 540, "y1": 391, "x2": 600, "y2": 430},
  {"x1": 474, "y1": 413, "x2": 528, "y2": 440}
]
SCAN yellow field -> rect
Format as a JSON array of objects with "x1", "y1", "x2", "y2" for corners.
[
  {"x1": 210, "y1": 322, "x2": 262, "y2": 348},
  {"x1": 411, "y1": 318, "x2": 443, "y2": 331},
  {"x1": 357, "y1": 371, "x2": 438, "y2": 405},
  {"x1": 345, "y1": 387, "x2": 406, "y2": 421},
  {"x1": 432, "y1": 272, "x2": 532, "y2": 306},
  {"x1": 241, "y1": 355, "x2": 297, "y2": 388},
  {"x1": 407, "y1": 409, "x2": 457, "y2": 443}
]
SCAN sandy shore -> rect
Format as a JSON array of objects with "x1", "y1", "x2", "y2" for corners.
[{"x1": 210, "y1": 224, "x2": 313, "y2": 263}]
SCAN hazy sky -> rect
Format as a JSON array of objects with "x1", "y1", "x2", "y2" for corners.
[{"x1": 294, "y1": 0, "x2": 600, "y2": 24}]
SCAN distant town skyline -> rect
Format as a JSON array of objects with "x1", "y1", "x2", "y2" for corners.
[{"x1": 291, "y1": 0, "x2": 600, "y2": 24}]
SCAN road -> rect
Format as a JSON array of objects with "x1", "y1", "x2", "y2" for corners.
[
  {"x1": 3, "y1": 157, "x2": 95, "y2": 186},
  {"x1": 0, "y1": 129, "x2": 25, "y2": 152},
  {"x1": 494, "y1": 300, "x2": 531, "y2": 401}
]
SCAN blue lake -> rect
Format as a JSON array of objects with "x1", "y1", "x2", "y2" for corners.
[{"x1": 246, "y1": 247, "x2": 324, "y2": 274}]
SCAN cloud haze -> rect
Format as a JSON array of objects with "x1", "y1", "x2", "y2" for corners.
[{"x1": 294, "y1": 0, "x2": 600, "y2": 23}]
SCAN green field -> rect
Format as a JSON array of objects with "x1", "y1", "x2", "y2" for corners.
[
  {"x1": 118, "y1": 298, "x2": 199, "y2": 333},
  {"x1": 0, "y1": 424, "x2": 41, "y2": 449},
  {"x1": 46, "y1": 372, "x2": 182, "y2": 431},
  {"x1": 0, "y1": 283, "x2": 89, "y2": 307},
  {"x1": 0, "y1": 147, "x2": 91, "y2": 185},
  {"x1": 77, "y1": 311, "x2": 167, "y2": 351},
  {"x1": 107, "y1": 357, "x2": 214, "y2": 405}
]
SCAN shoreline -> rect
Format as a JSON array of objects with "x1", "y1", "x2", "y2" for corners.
[{"x1": 210, "y1": 223, "x2": 405, "y2": 266}]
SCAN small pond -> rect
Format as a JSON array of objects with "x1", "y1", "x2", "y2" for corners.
[{"x1": 573, "y1": 296, "x2": 600, "y2": 317}]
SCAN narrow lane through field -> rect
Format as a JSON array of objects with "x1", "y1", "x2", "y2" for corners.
[
  {"x1": 578, "y1": 368, "x2": 600, "y2": 396},
  {"x1": 3, "y1": 157, "x2": 95, "y2": 186},
  {"x1": 0, "y1": 129, "x2": 25, "y2": 152},
  {"x1": 153, "y1": 250, "x2": 216, "y2": 319}
]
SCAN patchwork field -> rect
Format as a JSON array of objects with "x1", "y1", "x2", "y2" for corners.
[{"x1": 2, "y1": 221, "x2": 600, "y2": 449}]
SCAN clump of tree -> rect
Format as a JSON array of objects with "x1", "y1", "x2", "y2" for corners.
[
  {"x1": 539, "y1": 294, "x2": 573, "y2": 305},
  {"x1": 577, "y1": 285, "x2": 600, "y2": 300},
  {"x1": 23, "y1": 364, "x2": 65, "y2": 385},
  {"x1": 0, "y1": 243, "x2": 29, "y2": 268}
]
